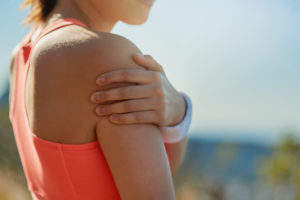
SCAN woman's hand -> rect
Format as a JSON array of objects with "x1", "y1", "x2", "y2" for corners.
[{"x1": 90, "y1": 53, "x2": 186, "y2": 127}]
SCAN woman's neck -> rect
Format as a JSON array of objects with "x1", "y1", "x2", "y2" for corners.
[{"x1": 42, "y1": 0, "x2": 118, "y2": 33}]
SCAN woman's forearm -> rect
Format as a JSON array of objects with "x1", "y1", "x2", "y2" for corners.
[{"x1": 164, "y1": 134, "x2": 189, "y2": 176}]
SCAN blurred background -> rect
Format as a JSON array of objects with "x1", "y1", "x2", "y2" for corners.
[{"x1": 1, "y1": 0, "x2": 300, "y2": 199}]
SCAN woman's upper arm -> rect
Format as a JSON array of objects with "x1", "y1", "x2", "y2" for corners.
[
  {"x1": 96, "y1": 118, "x2": 175, "y2": 200},
  {"x1": 31, "y1": 31, "x2": 175, "y2": 199},
  {"x1": 92, "y1": 35, "x2": 175, "y2": 200}
]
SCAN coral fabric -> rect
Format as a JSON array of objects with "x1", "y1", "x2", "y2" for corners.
[{"x1": 9, "y1": 18, "x2": 125, "y2": 200}]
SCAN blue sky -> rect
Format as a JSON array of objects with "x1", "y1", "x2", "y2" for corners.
[{"x1": 1, "y1": 0, "x2": 300, "y2": 144}]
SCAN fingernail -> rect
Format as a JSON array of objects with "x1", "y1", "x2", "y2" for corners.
[
  {"x1": 96, "y1": 77, "x2": 105, "y2": 84},
  {"x1": 96, "y1": 107, "x2": 105, "y2": 115},
  {"x1": 91, "y1": 94, "x2": 99, "y2": 102},
  {"x1": 110, "y1": 115, "x2": 119, "y2": 121}
]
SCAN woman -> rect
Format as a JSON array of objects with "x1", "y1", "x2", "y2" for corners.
[{"x1": 9, "y1": 0, "x2": 192, "y2": 199}]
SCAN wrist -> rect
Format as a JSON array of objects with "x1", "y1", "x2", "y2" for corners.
[
  {"x1": 160, "y1": 91, "x2": 192, "y2": 144},
  {"x1": 169, "y1": 92, "x2": 186, "y2": 126}
]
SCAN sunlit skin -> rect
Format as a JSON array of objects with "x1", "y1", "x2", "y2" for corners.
[
  {"x1": 9, "y1": 0, "x2": 188, "y2": 198},
  {"x1": 91, "y1": 53, "x2": 186, "y2": 126},
  {"x1": 45, "y1": 0, "x2": 186, "y2": 126}
]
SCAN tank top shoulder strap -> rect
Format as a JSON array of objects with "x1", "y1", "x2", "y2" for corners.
[{"x1": 31, "y1": 18, "x2": 88, "y2": 49}]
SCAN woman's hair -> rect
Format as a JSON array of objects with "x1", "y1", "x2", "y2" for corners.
[{"x1": 21, "y1": 0, "x2": 57, "y2": 26}]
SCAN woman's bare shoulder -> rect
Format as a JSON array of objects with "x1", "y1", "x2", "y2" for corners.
[
  {"x1": 28, "y1": 27, "x2": 175, "y2": 198},
  {"x1": 31, "y1": 26, "x2": 143, "y2": 73},
  {"x1": 27, "y1": 26, "x2": 145, "y2": 143}
]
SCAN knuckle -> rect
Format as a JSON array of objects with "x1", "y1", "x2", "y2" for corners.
[
  {"x1": 153, "y1": 72, "x2": 161, "y2": 82},
  {"x1": 157, "y1": 97, "x2": 166, "y2": 107},
  {"x1": 157, "y1": 111, "x2": 166, "y2": 122},
  {"x1": 153, "y1": 85, "x2": 164, "y2": 97},
  {"x1": 119, "y1": 87, "x2": 128, "y2": 98},
  {"x1": 124, "y1": 101, "x2": 133, "y2": 112},
  {"x1": 133, "y1": 114, "x2": 142, "y2": 122}
]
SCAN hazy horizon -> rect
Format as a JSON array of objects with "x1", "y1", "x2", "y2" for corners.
[{"x1": 1, "y1": 0, "x2": 299, "y2": 144}]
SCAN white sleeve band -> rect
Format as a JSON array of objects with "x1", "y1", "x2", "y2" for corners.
[{"x1": 160, "y1": 91, "x2": 192, "y2": 144}]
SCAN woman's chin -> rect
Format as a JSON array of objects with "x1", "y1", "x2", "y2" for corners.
[{"x1": 123, "y1": 16, "x2": 149, "y2": 25}]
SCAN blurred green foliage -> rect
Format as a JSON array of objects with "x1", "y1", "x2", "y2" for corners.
[
  {"x1": 0, "y1": 105, "x2": 31, "y2": 200},
  {"x1": 263, "y1": 132, "x2": 300, "y2": 200},
  {"x1": 1, "y1": 100, "x2": 299, "y2": 200},
  {"x1": 0, "y1": 106, "x2": 22, "y2": 170}
]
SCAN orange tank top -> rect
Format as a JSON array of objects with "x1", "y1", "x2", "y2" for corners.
[{"x1": 9, "y1": 18, "x2": 124, "y2": 200}]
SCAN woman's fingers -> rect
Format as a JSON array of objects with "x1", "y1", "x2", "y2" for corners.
[
  {"x1": 89, "y1": 53, "x2": 178, "y2": 126},
  {"x1": 96, "y1": 68, "x2": 159, "y2": 86},
  {"x1": 91, "y1": 84, "x2": 162, "y2": 103},
  {"x1": 132, "y1": 53, "x2": 165, "y2": 75},
  {"x1": 95, "y1": 98, "x2": 157, "y2": 116},
  {"x1": 108, "y1": 111, "x2": 163, "y2": 125}
]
